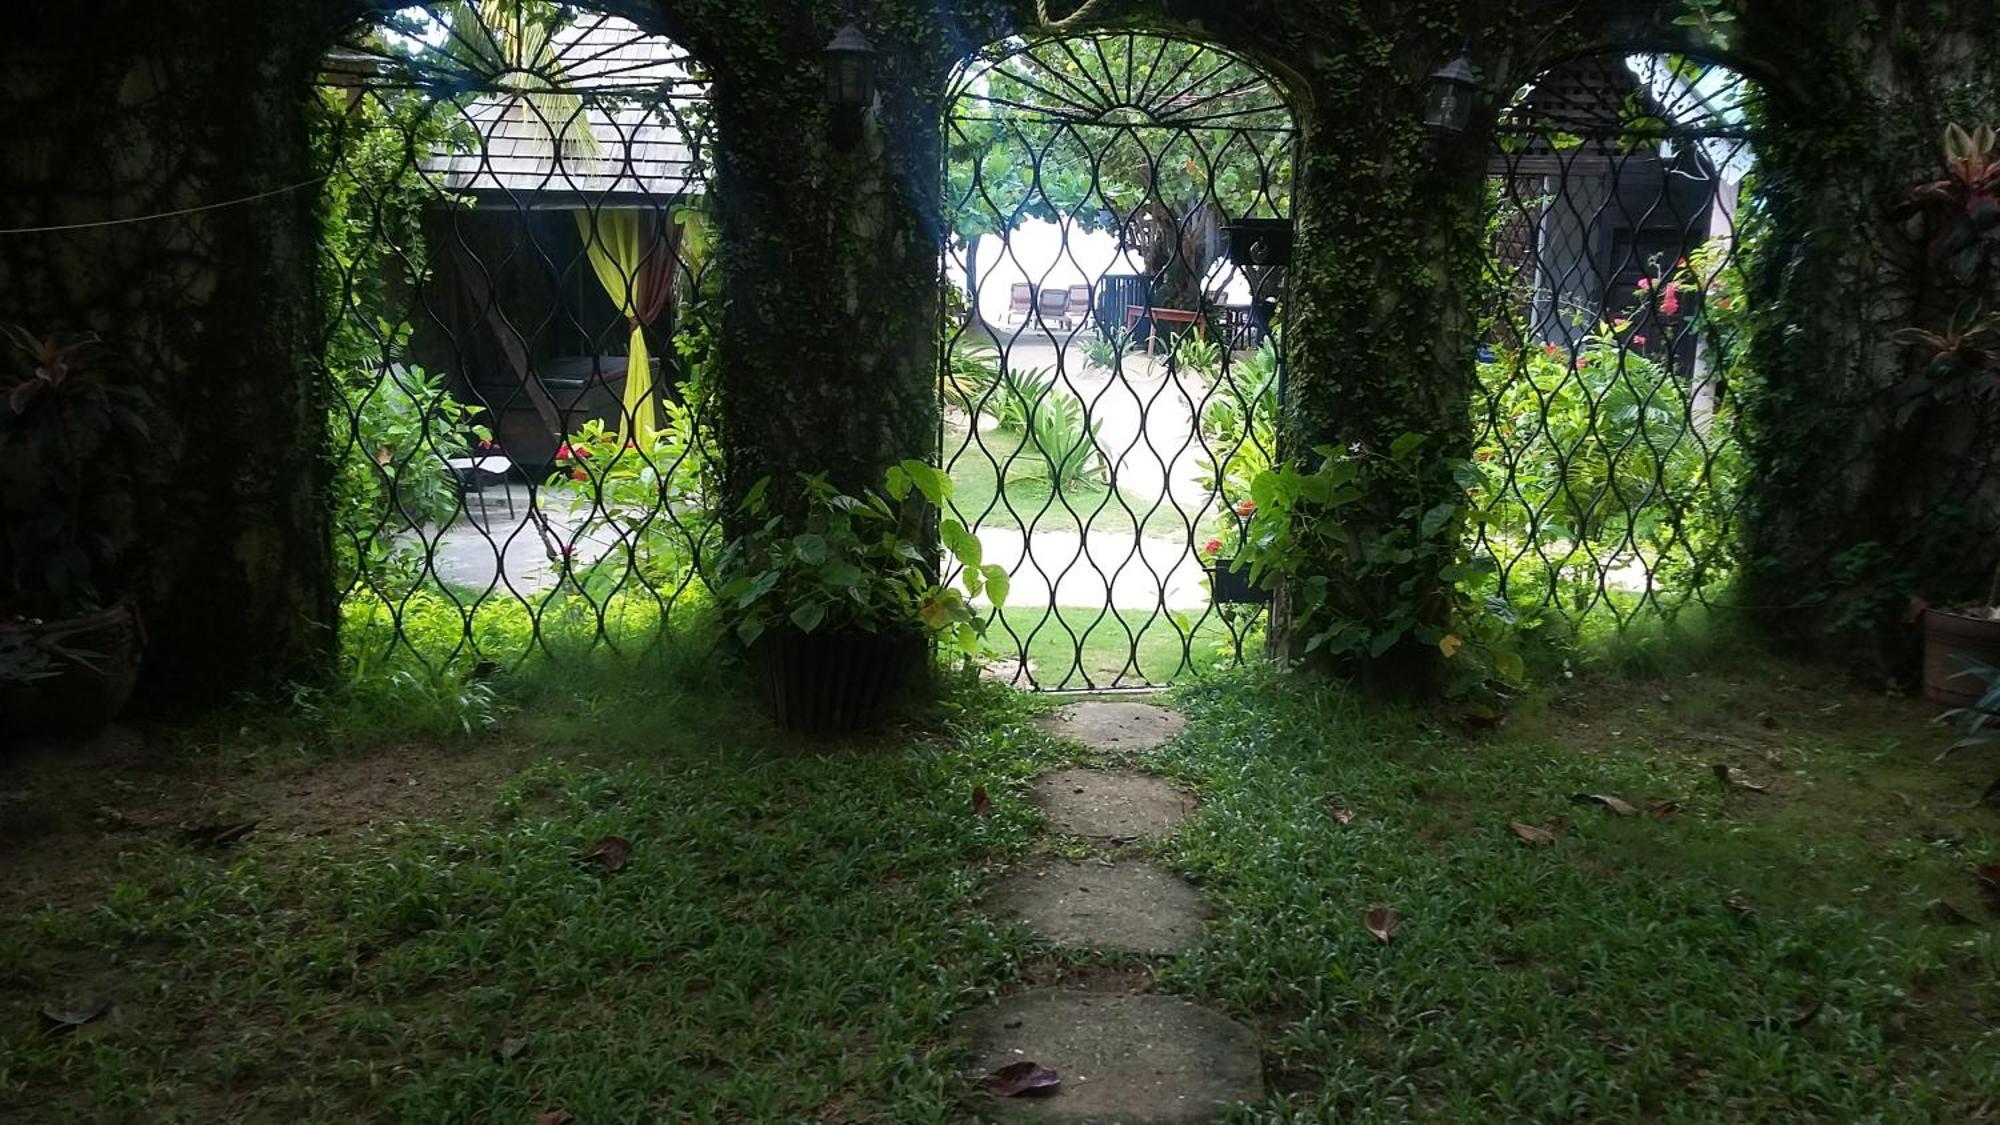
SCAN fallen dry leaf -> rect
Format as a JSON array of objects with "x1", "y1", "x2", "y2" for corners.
[
  {"x1": 980, "y1": 1060, "x2": 1061, "y2": 1098},
  {"x1": 39, "y1": 997, "x2": 113, "y2": 1034},
  {"x1": 181, "y1": 819, "x2": 260, "y2": 847},
  {"x1": 535, "y1": 1111, "x2": 576, "y2": 1125},
  {"x1": 1711, "y1": 763, "x2": 1771, "y2": 793},
  {"x1": 1644, "y1": 798, "x2": 1681, "y2": 817},
  {"x1": 495, "y1": 1036, "x2": 528, "y2": 1062},
  {"x1": 1570, "y1": 793, "x2": 1637, "y2": 816},
  {"x1": 1978, "y1": 864, "x2": 2000, "y2": 911},
  {"x1": 972, "y1": 785, "x2": 993, "y2": 818},
  {"x1": 1723, "y1": 893, "x2": 1756, "y2": 919},
  {"x1": 1365, "y1": 905, "x2": 1403, "y2": 943},
  {"x1": 1508, "y1": 820, "x2": 1557, "y2": 846},
  {"x1": 1789, "y1": 999, "x2": 1825, "y2": 1028},
  {"x1": 1326, "y1": 798, "x2": 1356, "y2": 825},
  {"x1": 1926, "y1": 898, "x2": 1976, "y2": 925},
  {"x1": 578, "y1": 835, "x2": 631, "y2": 875}
]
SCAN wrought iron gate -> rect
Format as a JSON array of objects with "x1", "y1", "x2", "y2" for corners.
[
  {"x1": 317, "y1": 2, "x2": 718, "y2": 675},
  {"x1": 1474, "y1": 54, "x2": 1757, "y2": 635},
  {"x1": 942, "y1": 32, "x2": 1297, "y2": 690}
]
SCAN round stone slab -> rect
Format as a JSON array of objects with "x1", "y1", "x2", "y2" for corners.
[
  {"x1": 1034, "y1": 701, "x2": 1186, "y2": 754},
  {"x1": 1028, "y1": 769, "x2": 1192, "y2": 841},
  {"x1": 955, "y1": 990, "x2": 1263, "y2": 1122},
  {"x1": 987, "y1": 860, "x2": 1209, "y2": 955}
]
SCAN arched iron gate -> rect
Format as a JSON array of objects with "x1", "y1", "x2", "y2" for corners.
[
  {"x1": 942, "y1": 31, "x2": 1298, "y2": 690},
  {"x1": 1474, "y1": 54, "x2": 1758, "y2": 634},
  {"x1": 316, "y1": 2, "x2": 720, "y2": 675}
]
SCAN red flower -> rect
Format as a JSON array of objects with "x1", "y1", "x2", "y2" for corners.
[
  {"x1": 1635, "y1": 277, "x2": 1654, "y2": 291},
  {"x1": 1659, "y1": 288, "x2": 1681, "y2": 317},
  {"x1": 570, "y1": 467, "x2": 588, "y2": 482},
  {"x1": 1631, "y1": 335, "x2": 1648, "y2": 347},
  {"x1": 555, "y1": 443, "x2": 574, "y2": 461},
  {"x1": 1543, "y1": 342, "x2": 1560, "y2": 356},
  {"x1": 1202, "y1": 538, "x2": 1223, "y2": 557},
  {"x1": 477, "y1": 438, "x2": 494, "y2": 450},
  {"x1": 1234, "y1": 499, "x2": 1256, "y2": 518}
]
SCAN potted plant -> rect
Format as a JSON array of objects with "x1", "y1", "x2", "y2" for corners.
[
  {"x1": 718, "y1": 459, "x2": 1008, "y2": 734},
  {"x1": 0, "y1": 326, "x2": 152, "y2": 737},
  {"x1": 1924, "y1": 560, "x2": 2000, "y2": 705}
]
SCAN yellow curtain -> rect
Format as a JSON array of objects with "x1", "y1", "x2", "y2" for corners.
[{"x1": 574, "y1": 209, "x2": 656, "y2": 444}]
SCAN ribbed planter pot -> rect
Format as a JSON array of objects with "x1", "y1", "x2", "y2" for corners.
[
  {"x1": 0, "y1": 599, "x2": 145, "y2": 740},
  {"x1": 752, "y1": 627, "x2": 926, "y2": 735},
  {"x1": 1922, "y1": 608, "x2": 2000, "y2": 705},
  {"x1": 1207, "y1": 560, "x2": 1271, "y2": 605}
]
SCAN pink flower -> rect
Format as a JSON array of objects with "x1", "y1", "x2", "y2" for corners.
[
  {"x1": 1543, "y1": 342, "x2": 1560, "y2": 356},
  {"x1": 1635, "y1": 277, "x2": 1654, "y2": 290},
  {"x1": 570, "y1": 467, "x2": 588, "y2": 482},
  {"x1": 1234, "y1": 499, "x2": 1256, "y2": 518},
  {"x1": 1203, "y1": 538, "x2": 1223, "y2": 557},
  {"x1": 1659, "y1": 288, "x2": 1681, "y2": 317},
  {"x1": 555, "y1": 443, "x2": 574, "y2": 461},
  {"x1": 1631, "y1": 335, "x2": 1648, "y2": 347}
]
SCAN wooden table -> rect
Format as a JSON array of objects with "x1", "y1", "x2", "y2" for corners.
[{"x1": 1124, "y1": 305, "x2": 1209, "y2": 355}]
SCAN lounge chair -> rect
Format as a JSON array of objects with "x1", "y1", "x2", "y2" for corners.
[
  {"x1": 1006, "y1": 283, "x2": 1033, "y2": 324},
  {"x1": 1037, "y1": 287, "x2": 1070, "y2": 329},
  {"x1": 1063, "y1": 284, "x2": 1094, "y2": 332}
]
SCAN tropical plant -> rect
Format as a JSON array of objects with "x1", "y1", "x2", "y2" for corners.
[
  {"x1": 1469, "y1": 325, "x2": 1740, "y2": 613},
  {"x1": 1019, "y1": 388, "x2": 1106, "y2": 493},
  {"x1": 1893, "y1": 123, "x2": 2000, "y2": 405},
  {"x1": 944, "y1": 340, "x2": 1001, "y2": 420},
  {"x1": 1228, "y1": 433, "x2": 1527, "y2": 697},
  {"x1": 1937, "y1": 657, "x2": 2000, "y2": 756},
  {"x1": 993, "y1": 364, "x2": 1056, "y2": 433},
  {"x1": 0, "y1": 327, "x2": 153, "y2": 618},
  {"x1": 1084, "y1": 328, "x2": 1131, "y2": 370},
  {"x1": 543, "y1": 377, "x2": 716, "y2": 592},
  {"x1": 718, "y1": 461, "x2": 1009, "y2": 655},
  {"x1": 1196, "y1": 334, "x2": 1281, "y2": 557},
  {"x1": 1172, "y1": 333, "x2": 1224, "y2": 379}
]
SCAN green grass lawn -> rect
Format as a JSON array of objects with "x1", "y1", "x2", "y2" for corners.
[
  {"x1": 3, "y1": 647, "x2": 1997, "y2": 1121},
  {"x1": 984, "y1": 603, "x2": 1255, "y2": 690},
  {"x1": 944, "y1": 423, "x2": 1192, "y2": 538}
]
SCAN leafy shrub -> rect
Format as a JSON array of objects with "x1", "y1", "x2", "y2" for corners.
[
  {"x1": 993, "y1": 364, "x2": 1056, "y2": 432},
  {"x1": 1469, "y1": 327, "x2": 1741, "y2": 614},
  {"x1": 944, "y1": 340, "x2": 1001, "y2": 420},
  {"x1": 1172, "y1": 333, "x2": 1223, "y2": 379},
  {"x1": 1084, "y1": 327, "x2": 1131, "y2": 370},
  {"x1": 718, "y1": 461, "x2": 1007, "y2": 654},
  {"x1": 1020, "y1": 388, "x2": 1107, "y2": 493}
]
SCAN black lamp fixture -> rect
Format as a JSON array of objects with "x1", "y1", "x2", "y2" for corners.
[
  {"x1": 1423, "y1": 50, "x2": 1478, "y2": 133},
  {"x1": 824, "y1": 17, "x2": 877, "y2": 150}
]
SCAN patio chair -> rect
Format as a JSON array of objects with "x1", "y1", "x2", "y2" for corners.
[
  {"x1": 1037, "y1": 286, "x2": 1071, "y2": 328},
  {"x1": 1063, "y1": 284, "x2": 1094, "y2": 332},
  {"x1": 1006, "y1": 283, "x2": 1034, "y2": 324}
]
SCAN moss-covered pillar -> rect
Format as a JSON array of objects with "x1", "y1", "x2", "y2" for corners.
[
  {"x1": 699, "y1": 8, "x2": 945, "y2": 511},
  {"x1": 1274, "y1": 53, "x2": 1493, "y2": 693},
  {"x1": 0, "y1": 3, "x2": 336, "y2": 711},
  {"x1": 1736, "y1": 2, "x2": 2000, "y2": 673}
]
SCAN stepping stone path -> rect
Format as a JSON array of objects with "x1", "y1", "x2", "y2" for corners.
[
  {"x1": 962, "y1": 700, "x2": 1263, "y2": 1121},
  {"x1": 1033, "y1": 700, "x2": 1186, "y2": 755},
  {"x1": 986, "y1": 860, "x2": 1210, "y2": 956},
  {"x1": 1028, "y1": 769, "x2": 1191, "y2": 842}
]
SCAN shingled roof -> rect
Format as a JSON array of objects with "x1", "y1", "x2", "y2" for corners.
[{"x1": 420, "y1": 15, "x2": 706, "y2": 203}]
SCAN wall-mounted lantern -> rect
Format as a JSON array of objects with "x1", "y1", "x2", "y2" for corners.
[
  {"x1": 1423, "y1": 52, "x2": 1478, "y2": 133},
  {"x1": 1225, "y1": 217, "x2": 1294, "y2": 268},
  {"x1": 824, "y1": 20, "x2": 876, "y2": 150}
]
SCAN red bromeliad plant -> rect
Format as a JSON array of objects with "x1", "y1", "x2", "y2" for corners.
[
  {"x1": 0, "y1": 326, "x2": 153, "y2": 619},
  {"x1": 1895, "y1": 124, "x2": 2000, "y2": 400}
]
